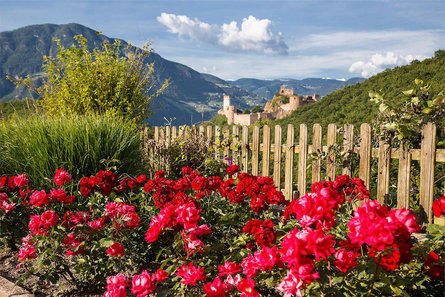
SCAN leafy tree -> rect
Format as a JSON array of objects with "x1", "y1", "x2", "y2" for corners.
[
  {"x1": 243, "y1": 109, "x2": 251, "y2": 114},
  {"x1": 9, "y1": 35, "x2": 168, "y2": 123},
  {"x1": 251, "y1": 105, "x2": 263, "y2": 113}
]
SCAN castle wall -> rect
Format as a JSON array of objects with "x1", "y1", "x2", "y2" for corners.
[{"x1": 218, "y1": 92, "x2": 318, "y2": 126}]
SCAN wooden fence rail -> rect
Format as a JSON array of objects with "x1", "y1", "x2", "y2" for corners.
[{"x1": 146, "y1": 123, "x2": 445, "y2": 225}]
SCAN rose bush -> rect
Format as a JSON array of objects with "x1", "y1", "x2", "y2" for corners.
[{"x1": 1, "y1": 166, "x2": 444, "y2": 296}]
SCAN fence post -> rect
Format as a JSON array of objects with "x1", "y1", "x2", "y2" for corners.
[
  {"x1": 206, "y1": 126, "x2": 212, "y2": 142},
  {"x1": 273, "y1": 125, "x2": 282, "y2": 190},
  {"x1": 326, "y1": 124, "x2": 337, "y2": 181},
  {"x1": 284, "y1": 124, "x2": 295, "y2": 200},
  {"x1": 298, "y1": 124, "x2": 308, "y2": 196},
  {"x1": 232, "y1": 126, "x2": 240, "y2": 165},
  {"x1": 342, "y1": 124, "x2": 354, "y2": 175},
  {"x1": 359, "y1": 123, "x2": 372, "y2": 189},
  {"x1": 262, "y1": 125, "x2": 271, "y2": 177},
  {"x1": 377, "y1": 139, "x2": 391, "y2": 204},
  {"x1": 223, "y1": 127, "x2": 230, "y2": 164},
  {"x1": 159, "y1": 128, "x2": 165, "y2": 171},
  {"x1": 215, "y1": 126, "x2": 221, "y2": 161},
  {"x1": 252, "y1": 126, "x2": 260, "y2": 176},
  {"x1": 172, "y1": 126, "x2": 177, "y2": 142},
  {"x1": 312, "y1": 124, "x2": 322, "y2": 183},
  {"x1": 199, "y1": 126, "x2": 205, "y2": 139},
  {"x1": 242, "y1": 126, "x2": 249, "y2": 172},
  {"x1": 154, "y1": 127, "x2": 160, "y2": 172},
  {"x1": 419, "y1": 123, "x2": 436, "y2": 225},
  {"x1": 397, "y1": 142, "x2": 411, "y2": 209}
]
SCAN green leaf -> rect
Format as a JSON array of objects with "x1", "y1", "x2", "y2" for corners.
[
  {"x1": 411, "y1": 97, "x2": 420, "y2": 105},
  {"x1": 432, "y1": 96, "x2": 444, "y2": 106},
  {"x1": 414, "y1": 78, "x2": 423, "y2": 85},
  {"x1": 390, "y1": 285, "x2": 403, "y2": 295},
  {"x1": 402, "y1": 89, "x2": 414, "y2": 96},
  {"x1": 379, "y1": 103, "x2": 388, "y2": 113},
  {"x1": 422, "y1": 107, "x2": 433, "y2": 114},
  {"x1": 100, "y1": 239, "x2": 114, "y2": 248}
]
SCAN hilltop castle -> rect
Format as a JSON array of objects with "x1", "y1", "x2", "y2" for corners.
[{"x1": 218, "y1": 85, "x2": 319, "y2": 125}]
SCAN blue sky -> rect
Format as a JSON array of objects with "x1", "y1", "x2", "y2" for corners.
[{"x1": 1, "y1": 0, "x2": 444, "y2": 80}]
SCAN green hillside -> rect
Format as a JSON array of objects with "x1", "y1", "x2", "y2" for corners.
[{"x1": 272, "y1": 50, "x2": 445, "y2": 130}]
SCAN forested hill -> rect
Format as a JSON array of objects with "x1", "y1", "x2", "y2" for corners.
[{"x1": 272, "y1": 50, "x2": 445, "y2": 129}]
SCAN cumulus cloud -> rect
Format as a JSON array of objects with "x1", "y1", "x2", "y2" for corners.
[
  {"x1": 349, "y1": 52, "x2": 425, "y2": 77},
  {"x1": 157, "y1": 13, "x2": 288, "y2": 55}
]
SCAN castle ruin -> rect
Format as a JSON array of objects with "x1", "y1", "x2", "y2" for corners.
[{"x1": 218, "y1": 86, "x2": 319, "y2": 125}]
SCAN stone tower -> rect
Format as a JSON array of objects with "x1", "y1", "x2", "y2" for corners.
[{"x1": 223, "y1": 95, "x2": 231, "y2": 110}]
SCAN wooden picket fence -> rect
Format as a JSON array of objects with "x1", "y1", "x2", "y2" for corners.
[{"x1": 143, "y1": 123, "x2": 444, "y2": 225}]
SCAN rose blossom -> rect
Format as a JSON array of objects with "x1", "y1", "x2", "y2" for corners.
[
  {"x1": 176, "y1": 262, "x2": 207, "y2": 286},
  {"x1": 54, "y1": 169, "x2": 72, "y2": 186},
  {"x1": 131, "y1": 270, "x2": 157, "y2": 297},
  {"x1": 107, "y1": 242, "x2": 125, "y2": 257},
  {"x1": 203, "y1": 277, "x2": 230, "y2": 297}
]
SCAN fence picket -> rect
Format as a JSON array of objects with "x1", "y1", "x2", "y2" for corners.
[
  {"x1": 359, "y1": 124, "x2": 372, "y2": 189},
  {"x1": 154, "y1": 127, "x2": 160, "y2": 172},
  {"x1": 232, "y1": 126, "x2": 240, "y2": 165},
  {"x1": 273, "y1": 125, "x2": 282, "y2": 190},
  {"x1": 397, "y1": 143, "x2": 411, "y2": 209},
  {"x1": 284, "y1": 125, "x2": 295, "y2": 200},
  {"x1": 326, "y1": 124, "x2": 337, "y2": 181},
  {"x1": 215, "y1": 126, "x2": 221, "y2": 161},
  {"x1": 312, "y1": 124, "x2": 322, "y2": 183},
  {"x1": 252, "y1": 126, "x2": 260, "y2": 176},
  {"x1": 172, "y1": 126, "x2": 177, "y2": 142},
  {"x1": 298, "y1": 124, "x2": 308, "y2": 196},
  {"x1": 262, "y1": 125, "x2": 271, "y2": 177},
  {"x1": 342, "y1": 125, "x2": 354, "y2": 175},
  {"x1": 223, "y1": 127, "x2": 230, "y2": 164},
  {"x1": 206, "y1": 126, "x2": 212, "y2": 142},
  {"x1": 377, "y1": 139, "x2": 391, "y2": 204},
  {"x1": 242, "y1": 126, "x2": 249, "y2": 172},
  {"x1": 419, "y1": 123, "x2": 436, "y2": 224}
]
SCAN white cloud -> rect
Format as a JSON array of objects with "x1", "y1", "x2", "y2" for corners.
[
  {"x1": 157, "y1": 13, "x2": 288, "y2": 55},
  {"x1": 349, "y1": 52, "x2": 426, "y2": 77}
]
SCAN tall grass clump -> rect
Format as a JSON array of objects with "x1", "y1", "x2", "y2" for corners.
[{"x1": 0, "y1": 114, "x2": 143, "y2": 186}]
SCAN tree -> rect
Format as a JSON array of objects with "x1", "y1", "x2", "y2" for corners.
[
  {"x1": 9, "y1": 35, "x2": 168, "y2": 123},
  {"x1": 251, "y1": 105, "x2": 263, "y2": 113},
  {"x1": 243, "y1": 109, "x2": 251, "y2": 114}
]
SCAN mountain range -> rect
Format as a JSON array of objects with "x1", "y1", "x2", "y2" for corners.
[
  {"x1": 0, "y1": 23, "x2": 363, "y2": 125},
  {"x1": 228, "y1": 77, "x2": 364, "y2": 100}
]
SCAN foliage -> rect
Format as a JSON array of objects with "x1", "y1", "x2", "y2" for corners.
[
  {"x1": 204, "y1": 114, "x2": 228, "y2": 126},
  {"x1": 1, "y1": 168, "x2": 443, "y2": 296},
  {"x1": 251, "y1": 106, "x2": 263, "y2": 113},
  {"x1": 8, "y1": 34, "x2": 168, "y2": 123},
  {"x1": 0, "y1": 114, "x2": 143, "y2": 187},
  {"x1": 370, "y1": 79, "x2": 445, "y2": 147},
  {"x1": 243, "y1": 109, "x2": 251, "y2": 114}
]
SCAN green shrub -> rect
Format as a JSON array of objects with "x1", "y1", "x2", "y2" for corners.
[
  {"x1": 8, "y1": 35, "x2": 168, "y2": 123},
  {"x1": 0, "y1": 114, "x2": 143, "y2": 186}
]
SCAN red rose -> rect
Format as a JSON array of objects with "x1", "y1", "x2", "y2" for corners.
[
  {"x1": 226, "y1": 165, "x2": 240, "y2": 176},
  {"x1": 107, "y1": 242, "x2": 125, "y2": 257},
  {"x1": 432, "y1": 196, "x2": 445, "y2": 217}
]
